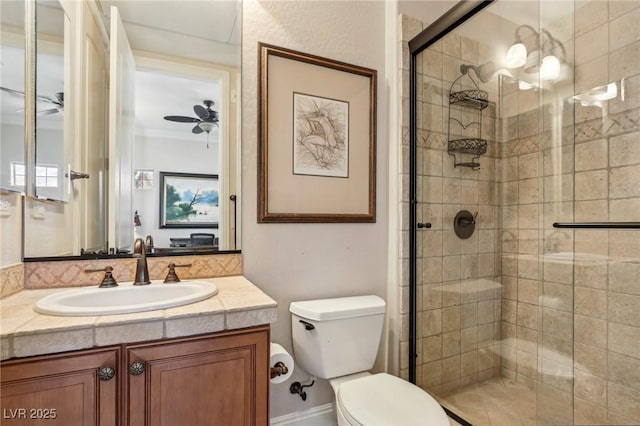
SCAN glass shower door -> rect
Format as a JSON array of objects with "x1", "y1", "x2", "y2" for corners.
[
  {"x1": 409, "y1": 1, "x2": 640, "y2": 423},
  {"x1": 555, "y1": 1, "x2": 640, "y2": 424}
]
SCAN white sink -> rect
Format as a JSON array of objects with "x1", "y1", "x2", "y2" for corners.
[{"x1": 34, "y1": 280, "x2": 218, "y2": 316}]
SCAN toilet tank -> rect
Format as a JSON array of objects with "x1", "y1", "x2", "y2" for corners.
[{"x1": 290, "y1": 295, "x2": 385, "y2": 379}]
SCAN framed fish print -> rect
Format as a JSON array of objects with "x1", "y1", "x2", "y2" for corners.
[{"x1": 258, "y1": 43, "x2": 377, "y2": 223}]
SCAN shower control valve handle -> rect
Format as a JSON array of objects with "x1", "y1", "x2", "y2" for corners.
[{"x1": 460, "y1": 211, "x2": 478, "y2": 226}]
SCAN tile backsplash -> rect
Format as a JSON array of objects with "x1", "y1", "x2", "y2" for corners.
[
  {"x1": 0, "y1": 264, "x2": 25, "y2": 299},
  {"x1": 0, "y1": 253, "x2": 242, "y2": 297}
]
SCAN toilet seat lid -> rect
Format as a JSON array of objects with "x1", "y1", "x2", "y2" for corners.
[{"x1": 338, "y1": 373, "x2": 450, "y2": 426}]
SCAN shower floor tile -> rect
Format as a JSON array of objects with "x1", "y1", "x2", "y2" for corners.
[{"x1": 439, "y1": 377, "x2": 537, "y2": 426}]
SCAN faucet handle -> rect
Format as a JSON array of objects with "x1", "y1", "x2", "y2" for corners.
[
  {"x1": 145, "y1": 235, "x2": 154, "y2": 253},
  {"x1": 164, "y1": 263, "x2": 192, "y2": 283},
  {"x1": 85, "y1": 266, "x2": 118, "y2": 288}
]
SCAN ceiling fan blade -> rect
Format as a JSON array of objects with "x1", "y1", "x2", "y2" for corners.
[
  {"x1": 164, "y1": 115, "x2": 200, "y2": 123},
  {"x1": 193, "y1": 105, "x2": 209, "y2": 120},
  {"x1": 37, "y1": 108, "x2": 59, "y2": 116},
  {"x1": 192, "y1": 125, "x2": 204, "y2": 134},
  {"x1": 37, "y1": 95, "x2": 58, "y2": 104},
  {"x1": 0, "y1": 86, "x2": 25, "y2": 97}
]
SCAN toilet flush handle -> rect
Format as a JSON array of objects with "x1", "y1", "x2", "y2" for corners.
[{"x1": 299, "y1": 320, "x2": 315, "y2": 331}]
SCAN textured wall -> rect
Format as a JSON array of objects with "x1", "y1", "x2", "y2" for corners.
[{"x1": 241, "y1": 0, "x2": 389, "y2": 418}]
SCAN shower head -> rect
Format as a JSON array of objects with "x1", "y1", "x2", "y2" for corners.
[{"x1": 460, "y1": 62, "x2": 495, "y2": 83}]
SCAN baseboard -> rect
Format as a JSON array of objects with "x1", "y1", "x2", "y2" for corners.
[{"x1": 270, "y1": 403, "x2": 335, "y2": 426}]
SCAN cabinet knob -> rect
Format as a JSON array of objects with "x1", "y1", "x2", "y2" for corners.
[
  {"x1": 129, "y1": 361, "x2": 145, "y2": 376},
  {"x1": 98, "y1": 366, "x2": 116, "y2": 381}
]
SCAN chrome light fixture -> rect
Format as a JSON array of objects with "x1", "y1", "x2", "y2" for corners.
[{"x1": 506, "y1": 24, "x2": 568, "y2": 82}]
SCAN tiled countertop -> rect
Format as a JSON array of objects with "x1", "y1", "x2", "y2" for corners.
[{"x1": 0, "y1": 276, "x2": 277, "y2": 360}]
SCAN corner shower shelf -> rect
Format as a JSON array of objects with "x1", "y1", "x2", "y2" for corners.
[{"x1": 447, "y1": 66, "x2": 489, "y2": 169}]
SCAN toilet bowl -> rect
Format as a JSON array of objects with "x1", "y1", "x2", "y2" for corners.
[
  {"x1": 330, "y1": 372, "x2": 450, "y2": 426},
  {"x1": 290, "y1": 295, "x2": 450, "y2": 426}
]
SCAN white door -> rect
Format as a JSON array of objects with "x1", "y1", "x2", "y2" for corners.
[
  {"x1": 76, "y1": 2, "x2": 108, "y2": 253},
  {"x1": 108, "y1": 5, "x2": 135, "y2": 252}
]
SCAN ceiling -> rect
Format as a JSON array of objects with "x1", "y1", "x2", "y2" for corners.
[
  {"x1": 99, "y1": 1, "x2": 238, "y2": 145},
  {"x1": 134, "y1": 68, "x2": 221, "y2": 144},
  {"x1": 99, "y1": 0, "x2": 241, "y2": 68}
]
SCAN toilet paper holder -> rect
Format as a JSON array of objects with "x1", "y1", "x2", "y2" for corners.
[
  {"x1": 289, "y1": 379, "x2": 315, "y2": 401},
  {"x1": 270, "y1": 361, "x2": 289, "y2": 379}
]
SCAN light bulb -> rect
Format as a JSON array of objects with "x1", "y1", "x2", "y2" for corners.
[
  {"x1": 505, "y1": 42, "x2": 527, "y2": 68},
  {"x1": 540, "y1": 55, "x2": 560, "y2": 80},
  {"x1": 198, "y1": 121, "x2": 215, "y2": 133}
]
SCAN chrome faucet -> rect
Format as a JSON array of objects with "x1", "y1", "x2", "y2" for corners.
[{"x1": 133, "y1": 238, "x2": 151, "y2": 285}]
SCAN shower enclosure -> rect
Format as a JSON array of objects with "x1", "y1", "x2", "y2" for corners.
[{"x1": 405, "y1": 0, "x2": 640, "y2": 424}]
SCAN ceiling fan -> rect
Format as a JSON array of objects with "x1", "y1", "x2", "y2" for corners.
[
  {"x1": 163, "y1": 100, "x2": 219, "y2": 134},
  {"x1": 0, "y1": 86, "x2": 64, "y2": 115}
]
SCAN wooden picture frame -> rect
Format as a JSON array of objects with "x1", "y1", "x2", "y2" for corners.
[
  {"x1": 258, "y1": 43, "x2": 377, "y2": 223},
  {"x1": 159, "y1": 172, "x2": 219, "y2": 228}
]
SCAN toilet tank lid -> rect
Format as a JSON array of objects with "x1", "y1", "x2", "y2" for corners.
[{"x1": 290, "y1": 295, "x2": 385, "y2": 321}]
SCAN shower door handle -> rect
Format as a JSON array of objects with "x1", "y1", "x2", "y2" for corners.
[
  {"x1": 417, "y1": 222, "x2": 432, "y2": 229},
  {"x1": 553, "y1": 222, "x2": 640, "y2": 229}
]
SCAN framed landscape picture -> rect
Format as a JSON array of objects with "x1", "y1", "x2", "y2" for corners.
[{"x1": 159, "y1": 172, "x2": 219, "y2": 228}]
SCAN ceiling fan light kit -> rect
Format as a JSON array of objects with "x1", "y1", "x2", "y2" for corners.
[
  {"x1": 198, "y1": 121, "x2": 215, "y2": 133},
  {"x1": 163, "y1": 99, "x2": 219, "y2": 148}
]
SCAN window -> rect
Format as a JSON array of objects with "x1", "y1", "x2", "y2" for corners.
[
  {"x1": 10, "y1": 163, "x2": 25, "y2": 186},
  {"x1": 35, "y1": 165, "x2": 59, "y2": 188},
  {"x1": 11, "y1": 163, "x2": 59, "y2": 187}
]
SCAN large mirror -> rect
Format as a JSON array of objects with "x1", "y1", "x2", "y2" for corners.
[
  {"x1": 34, "y1": 0, "x2": 68, "y2": 202},
  {"x1": 23, "y1": 0, "x2": 241, "y2": 258}
]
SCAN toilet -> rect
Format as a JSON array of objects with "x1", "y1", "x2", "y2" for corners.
[{"x1": 290, "y1": 295, "x2": 450, "y2": 426}]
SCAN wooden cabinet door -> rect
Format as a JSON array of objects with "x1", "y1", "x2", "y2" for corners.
[
  {"x1": 125, "y1": 326, "x2": 269, "y2": 426},
  {"x1": 0, "y1": 346, "x2": 120, "y2": 426}
]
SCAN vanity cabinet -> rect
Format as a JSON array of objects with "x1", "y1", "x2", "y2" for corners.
[
  {"x1": 0, "y1": 346, "x2": 119, "y2": 425},
  {"x1": 125, "y1": 326, "x2": 269, "y2": 425},
  {"x1": 1, "y1": 325, "x2": 269, "y2": 425}
]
